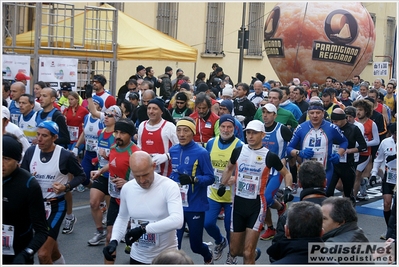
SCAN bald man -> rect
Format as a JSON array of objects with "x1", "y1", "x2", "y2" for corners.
[
  {"x1": 8, "y1": 82, "x2": 41, "y2": 124},
  {"x1": 327, "y1": 108, "x2": 367, "y2": 205},
  {"x1": 104, "y1": 151, "x2": 183, "y2": 264}
]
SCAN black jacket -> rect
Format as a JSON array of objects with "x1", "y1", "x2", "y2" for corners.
[
  {"x1": 322, "y1": 221, "x2": 369, "y2": 243},
  {"x1": 3, "y1": 167, "x2": 49, "y2": 263},
  {"x1": 267, "y1": 237, "x2": 337, "y2": 264}
]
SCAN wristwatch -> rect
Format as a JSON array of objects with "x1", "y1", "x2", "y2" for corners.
[
  {"x1": 24, "y1": 248, "x2": 34, "y2": 256},
  {"x1": 64, "y1": 183, "x2": 71, "y2": 192}
]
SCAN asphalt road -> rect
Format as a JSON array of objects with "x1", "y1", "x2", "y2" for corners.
[{"x1": 34, "y1": 185, "x2": 387, "y2": 265}]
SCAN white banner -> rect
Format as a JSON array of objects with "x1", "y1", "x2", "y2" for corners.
[
  {"x1": 373, "y1": 62, "x2": 389, "y2": 76},
  {"x1": 38, "y1": 57, "x2": 78, "y2": 91},
  {"x1": 2, "y1": 55, "x2": 31, "y2": 93}
]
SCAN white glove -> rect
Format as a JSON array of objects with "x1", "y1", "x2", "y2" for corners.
[
  {"x1": 72, "y1": 147, "x2": 79, "y2": 157},
  {"x1": 151, "y1": 153, "x2": 169, "y2": 165}
]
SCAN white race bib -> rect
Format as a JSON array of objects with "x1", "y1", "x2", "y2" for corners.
[
  {"x1": 67, "y1": 126, "x2": 79, "y2": 142},
  {"x1": 387, "y1": 167, "x2": 397, "y2": 185},
  {"x1": 180, "y1": 185, "x2": 189, "y2": 207},
  {"x1": 2, "y1": 224, "x2": 15, "y2": 255},
  {"x1": 236, "y1": 173, "x2": 259, "y2": 199}
]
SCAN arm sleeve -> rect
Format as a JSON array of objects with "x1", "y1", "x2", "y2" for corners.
[
  {"x1": 60, "y1": 149, "x2": 86, "y2": 188},
  {"x1": 281, "y1": 125, "x2": 293, "y2": 142},
  {"x1": 110, "y1": 188, "x2": 130, "y2": 242},
  {"x1": 371, "y1": 142, "x2": 385, "y2": 176},
  {"x1": 54, "y1": 112, "x2": 70, "y2": 146},
  {"x1": 196, "y1": 151, "x2": 215, "y2": 187},
  {"x1": 367, "y1": 122, "x2": 380, "y2": 147},
  {"x1": 286, "y1": 125, "x2": 302, "y2": 155},
  {"x1": 20, "y1": 146, "x2": 35, "y2": 171},
  {"x1": 230, "y1": 146, "x2": 243, "y2": 165},
  {"x1": 354, "y1": 126, "x2": 367, "y2": 153},
  {"x1": 27, "y1": 177, "x2": 49, "y2": 252},
  {"x1": 146, "y1": 182, "x2": 184, "y2": 233},
  {"x1": 265, "y1": 151, "x2": 284, "y2": 171}
]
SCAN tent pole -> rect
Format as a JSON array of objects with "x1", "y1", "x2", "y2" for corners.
[{"x1": 111, "y1": 8, "x2": 118, "y2": 97}]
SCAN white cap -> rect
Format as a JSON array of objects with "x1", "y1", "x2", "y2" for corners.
[
  {"x1": 222, "y1": 87, "x2": 233, "y2": 97},
  {"x1": 244, "y1": 120, "x2": 266, "y2": 133},
  {"x1": 293, "y1": 78, "x2": 300, "y2": 85},
  {"x1": 261, "y1": 103, "x2": 277, "y2": 114},
  {"x1": 2, "y1": 106, "x2": 10, "y2": 120}
]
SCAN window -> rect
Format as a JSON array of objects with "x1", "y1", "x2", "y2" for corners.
[
  {"x1": 205, "y1": 3, "x2": 225, "y2": 54},
  {"x1": 157, "y1": 3, "x2": 178, "y2": 38},
  {"x1": 385, "y1": 16, "x2": 396, "y2": 62},
  {"x1": 247, "y1": 3, "x2": 265, "y2": 57}
]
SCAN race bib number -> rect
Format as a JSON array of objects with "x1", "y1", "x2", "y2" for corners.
[
  {"x1": 211, "y1": 169, "x2": 230, "y2": 190},
  {"x1": 67, "y1": 126, "x2": 79, "y2": 142},
  {"x1": 387, "y1": 167, "x2": 397, "y2": 185},
  {"x1": 180, "y1": 185, "x2": 189, "y2": 207},
  {"x1": 86, "y1": 138, "x2": 98, "y2": 151},
  {"x1": 2, "y1": 224, "x2": 15, "y2": 255},
  {"x1": 332, "y1": 144, "x2": 347, "y2": 163},
  {"x1": 132, "y1": 220, "x2": 159, "y2": 248},
  {"x1": 108, "y1": 177, "x2": 120, "y2": 198},
  {"x1": 236, "y1": 173, "x2": 259, "y2": 199},
  {"x1": 309, "y1": 148, "x2": 327, "y2": 168}
]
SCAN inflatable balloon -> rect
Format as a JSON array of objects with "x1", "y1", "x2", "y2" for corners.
[{"x1": 264, "y1": 2, "x2": 376, "y2": 86}]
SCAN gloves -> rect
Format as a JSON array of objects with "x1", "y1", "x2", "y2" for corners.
[
  {"x1": 72, "y1": 147, "x2": 79, "y2": 157},
  {"x1": 283, "y1": 187, "x2": 294, "y2": 203},
  {"x1": 369, "y1": 175, "x2": 377, "y2": 187},
  {"x1": 85, "y1": 84, "x2": 93, "y2": 98},
  {"x1": 13, "y1": 250, "x2": 33, "y2": 264},
  {"x1": 103, "y1": 240, "x2": 118, "y2": 261},
  {"x1": 125, "y1": 226, "x2": 145, "y2": 246},
  {"x1": 217, "y1": 184, "x2": 226, "y2": 197},
  {"x1": 178, "y1": 174, "x2": 195, "y2": 185},
  {"x1": 151, "y1": 153, "x2": 169, "y2": 165},
  {"x1": 329, "y1": 153, "x2": 340, "y2": 164},
  {"x1": 298, "y1": 148, "x2": 314, "y2": 159}
]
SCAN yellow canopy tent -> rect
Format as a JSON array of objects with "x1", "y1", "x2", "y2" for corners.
[{"x1": 5, "y1": 4, "x2": 198, "y2": 62}]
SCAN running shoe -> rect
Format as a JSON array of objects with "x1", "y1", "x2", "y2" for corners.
[
  {"x1": 226, "y1": 252, "x2": 238, "y2": 265},
  {"x1": 62, "y1": 216, "x2": 77, "y2": 234},
  {"x1": 77, "y1": 184, "x2": 86, "y2": 192},
  {"x1": 255, "y1": 248, "x2": 261, "y2": 261},
  {"x1": 88, "y1": 230, "x2": 107, "y2": 246},
  {"x1": 213, "y1": 236, "x2": 227, "y2": 260},
  {"x1": 260, "y1": 228, "x2": 276, "y2": 240},
  {"x1": 204, "y1": 247, "x2": 214, "y2": 264},
  {"x1": 380, "y1": 232, "x2": 387, "y2": 240}
]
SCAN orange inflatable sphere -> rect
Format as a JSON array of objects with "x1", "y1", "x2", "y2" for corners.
[{"x1": 264, "y1": 2, "x2": 376, "y2": 86}]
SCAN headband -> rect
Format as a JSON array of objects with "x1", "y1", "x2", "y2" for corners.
[
  {"x1": 331, "y1": 113, "x2": 346, "y2": 121},
  {"x1": 176, "y1": 119, "x2": 196, "y2": 135},
  {"x1": 308, "y1": 105, "x2": 324, "y2": 111}
]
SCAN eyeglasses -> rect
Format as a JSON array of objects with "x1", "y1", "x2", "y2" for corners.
[
  {"x1": 176, "y1": 101, "x2": 185, "y2": 105},
  {"x1": 104, "y1": 112, "x2": 114, "y2": 118}
]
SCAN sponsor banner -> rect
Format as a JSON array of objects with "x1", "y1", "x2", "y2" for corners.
[
  {"x1": 2, "y1": 54, "x2": 31, "y2": 93},
  {"x1": 38, "y1": 57, "x2": 78, "y2": 90}
]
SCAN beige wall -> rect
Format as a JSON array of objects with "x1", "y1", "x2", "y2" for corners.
[{"x1": 71, "y1": 2, "x2": 397, "y2": 90}]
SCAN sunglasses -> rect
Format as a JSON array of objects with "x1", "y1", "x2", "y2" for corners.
[
  {"x1": 104, "y1": 112, "x2": 115, "y2": 118},
  {"x1": 176, "y1": 101, "x2": 185, "y2": 105}
]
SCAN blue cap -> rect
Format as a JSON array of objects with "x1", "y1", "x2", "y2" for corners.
[
  {"x1": 263, "y1": 82, "x2": 271, "y2": 90},
  {"x1": 220, "y1": 100, "x2": 233, "y2": 114},
  {"x1": 92, "y1": 95, "x2": 104, "y2": 108},
  {"x1": 38, "y1": 121, "x2": 59, "y2": 135},
  {"x1": 219, "y1": 114, "x2": 235, "y2": 126}
]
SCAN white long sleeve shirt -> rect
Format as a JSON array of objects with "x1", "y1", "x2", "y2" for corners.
[
  {"x1": 371, "y1": 136, "x2": 397, "y2": 181},
  {"x1": 111, "y1": 172, "x2": 183, "y2": 263}
]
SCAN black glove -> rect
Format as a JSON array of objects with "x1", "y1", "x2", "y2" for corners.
[
  {"x1": 284, "y1": 187, "x2": 294, "y2": 203},
  {"x1": 85, "y1": 84, "x2": 93, "y2": 98},
  {"x1": 125, "y1": 226, "x2": 145, "y2": 246},
  {"x1": 369, "y1": 175, "x2": 377, "y2": 187},
  {"x1": 178, "y1": 174, "x2": 194, "y2": 185},
  {"x1": 217, "y1": 184, "x2": 226, "y2": 197},
  {"x1": 13, "y1": 250, "x2": 33, "y2": 264},
  {"x1": 103, "y1": 240, "x2": 118, "y2": 261}
]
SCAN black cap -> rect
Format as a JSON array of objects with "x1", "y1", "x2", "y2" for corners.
[
  {"x1": 60, "y1": 82, "x2": 72, "y2": 91},
  {"x1": 136, "y1": 65, "x2": 145, "y2": 72},
  {"x1": 165, "y1": 66, "x2": 173, "y2": 73},
  {"x1": 345, "y1": 81, "x2": 354, "y2": 87},
  {"x1": 344, "y1": 106, "x2": 356, "y2": 117},
  {"x1": 180, "y1": 83, "x2": 190, "y2": 91},
  {"x1": 128, "y1": 92, "x2": 139, "y2": 100},
  {"x1": 176, "y1": 92, "x2": 188, "y2": 101}
]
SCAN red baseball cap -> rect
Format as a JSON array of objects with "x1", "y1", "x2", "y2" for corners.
[{"x1": 15, "y1": 72, "x2": 30, "y2": 81}]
